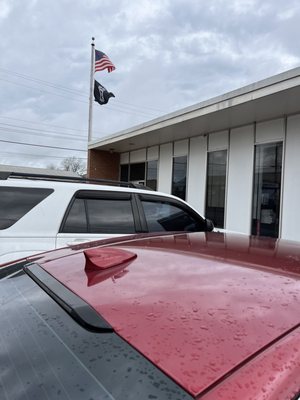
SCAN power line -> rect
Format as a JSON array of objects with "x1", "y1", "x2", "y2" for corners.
[
  {"x1": 101, "y1": 103, "x2": 157, "y2": 118},
  {"x1": 0, "y1": 150, "x2": 87, "y2": 160},
  {"x1": 0, "y1": 78, "x2": 88, "y2": 104},
  {"x1": 0, "y1": 67, "x2": 87, "y2": 97},
  {"x1": 0, "y1": 127, "x2": 86, "y2": 142},
  {"x1": 0, "y1": 122, "x2": 87, "y2": 141},
  {"x1": 112, "y1": 99, "x2": 163, "y2": 114},
  {"x1": 0, "y1": 67, "x2": 167, "y2": 115},
  {"x1": 1, "y1": 77, "x2": 159, "y2": 118},
  {"x1": 0, "y1": 115, "x2": 87, "y2": 133},
  {"x1": 0, "y1": 115, "x2": 104, "y2": 137},
  {"x1": 0, "y1": 138, "x2": 86, "y2": 152},
  {"x1": 0, "y1": 66, "x2": 167, "y2": 113}
]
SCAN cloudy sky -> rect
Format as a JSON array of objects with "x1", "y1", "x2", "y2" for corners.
[{"x1": 0, "y1": 0, "x2": 299, "y2": 169}]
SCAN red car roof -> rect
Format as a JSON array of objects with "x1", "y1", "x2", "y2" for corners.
[{"x1": 35, "y1": 232, "x2": 300, "y2": 397}]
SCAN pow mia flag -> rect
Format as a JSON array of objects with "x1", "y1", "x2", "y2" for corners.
[{"x1": 94, "y1": 80, "x2": 115, "y2": 105}]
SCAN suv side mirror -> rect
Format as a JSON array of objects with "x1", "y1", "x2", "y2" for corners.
[{"x1": 205, "y1": 219, "x2": 214, "y2": 232}]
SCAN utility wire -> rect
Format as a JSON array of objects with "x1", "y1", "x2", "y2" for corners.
[
  {"x1": 112, "y1": 99, "x2": 163, "y2": 114},
  {"x1": 0, "y1": 122, "x2": 86, "y2": 140},
  {"x1": 0, "y1": 78, "x2": 87, "y2": 104},
  {"x1": 0, "y1": 127, "x2": 86, "y2": 142},
  {"x1": 0, "y1": 138, "x2": 86, "y2": 152},
  {"x1": 1, "y1": 77, "x2": 158, "y2": 118},
  {"x1": 0, "y1": 150, "x2": 87, "y2": 160},
  {"x1": 0, "y1": 115, "x2": 104, "y2": 137},
  {"x1": 0, "y1": 67, "x2": 87, "y2": 97},
  {"x1": 0, "y1": 66, "x2": 167, "y2": 113}
]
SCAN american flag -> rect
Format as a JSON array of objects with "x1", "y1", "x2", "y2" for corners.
[{"x1": 94, "y1": 49, "x2": 116, "y2": 73}]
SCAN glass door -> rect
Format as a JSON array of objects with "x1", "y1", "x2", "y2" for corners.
[
  {"x1": 205, "y1": 150, "x2": 227, "y2": 228},
  {"x1": 172, "y1": 156, "x2": 187, "y2": 200},
  {"x1": 251, "y1": 142, "x2": 283, "y2": 238}
]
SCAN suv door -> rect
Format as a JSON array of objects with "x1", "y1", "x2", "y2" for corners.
[
  {"x1": 56, "y1": 190, "x2": 141, "y2": 248},
  {"x1": 137, "y1": 194, "x2": 208, "y2": 233}
]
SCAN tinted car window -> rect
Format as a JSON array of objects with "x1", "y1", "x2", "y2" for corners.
[
  {"x1": 0, "y1": 187, "x2": 53, "y2": 229},
  {"x1": 62, "y1": 198, "x2": 88, "y2": 233},
  {"x1": 86, "y1": 198, "x2": 135, "y2": 234},
  {"x1": 142, "y1": 199, "x2": 206, "y2": 232},
  {"x1": 61, "y1": 193, "x2": 136, "y2": 234}
]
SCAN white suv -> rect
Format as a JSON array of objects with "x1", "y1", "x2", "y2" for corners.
[{"x1": 0, "y1": 172, "x2": 213, "y2": 264}]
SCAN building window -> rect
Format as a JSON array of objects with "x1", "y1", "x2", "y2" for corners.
[
  {"x1": 121, "y1": 161, "x2": 156, "y2": 188},
  {"x1": 146, "y1": 160, "x2": 158, "y2": 190},
  {"x1": 205, "y1": 150, "x2": 227, "y2": 228},
  {"x1": 120, "y1": 164, "x2": 129, "y2": 182},
  {"x1": 252, "y1": 142, "x2": 282, "y2": 238},
  {"x1": 129, "y1": 162, "x2": 145, "y2": 183},
  {"x1": 172, "y1": 156, "x2": 187, "y2": 200}
]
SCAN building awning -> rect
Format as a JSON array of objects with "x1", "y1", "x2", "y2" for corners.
[{"x1": 89, "y1": 67, "x2": 300, "y2": 153}]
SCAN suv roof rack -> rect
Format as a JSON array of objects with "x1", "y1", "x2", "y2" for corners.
[{"x1": 0, "y1": 171, "x2": 153, "y2": 190}]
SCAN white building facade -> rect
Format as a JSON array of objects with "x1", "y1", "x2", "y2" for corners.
[{"x1": 88, "y1": 68, "x2": 300, "y2": 241}]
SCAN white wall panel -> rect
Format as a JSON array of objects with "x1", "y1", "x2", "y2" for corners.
[
  {"x1": 130, "y1": 149, "x2": 146, "y2": 163},
  {"x1": 187, "y1": 136, "x2": 207, "y2": 215},
  {"x1": 281, "y1": 114, "x2": 300, "y2": 241},
  {"x1": 158, "y1": 143, "x2": 173, "y2": 194},
  {"x1": 174, "y1": 140, "x2": 189, "y2": 156},
  {"x1": 256, "y1": 118, "x2": 284, "y2": 143},
  {"x1": 120, "y1": 152, "x2": 129, "y2": 164},
  {"x1": 147, "y1": 146, "x2": 159, "y2": 160},
  {"x1": 226, "y1": 125, "x2": 254, "y2": 234},
  {"x1": 208, "y1": 130, "x2": 228, "y2": 151}
]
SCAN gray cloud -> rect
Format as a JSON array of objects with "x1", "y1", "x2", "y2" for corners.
[{"x1": 0, "y1": 0, "x2": 299, "y2": 167}]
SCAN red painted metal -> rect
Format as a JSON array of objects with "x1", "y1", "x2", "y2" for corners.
[
  {"x1": 84, "y1": 247, "x2": 136, "y2": 271},
  {"x1": 38, "y1": 232, "x2": 300, "y2": 398},
  {"x1": 201, "y1": 326, "x2": 300, "y2": 400}
]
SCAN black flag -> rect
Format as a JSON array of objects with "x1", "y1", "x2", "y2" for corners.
[{"x1": 94, "y1": 80, "x2": 115, "y2": 105}]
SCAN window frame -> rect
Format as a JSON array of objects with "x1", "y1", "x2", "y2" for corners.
[
  {"x1": 171, "y1": 155, "x2": 187, "y2": 201},
  {"x1": 205, "y1": 149, "x2": 228, "y2": 229},
  {"x1": 146, "y1": 159, "x2": 158, "y2": 190},
  {"x1": 59, "y1": 190, "x2": 142, "y2": 234},
  {"x1": 136, "y1": 193, "x2": 207, "y2": 233},
  {"x1": 129, "y1": 162, "x2": 146, "y2": 183},
  {"x1": 251, "y1": 141, "x2": 283, "y2": 238}
]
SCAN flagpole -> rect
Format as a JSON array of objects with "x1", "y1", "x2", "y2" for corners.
[{"x1": 88, "y1": 37, "x2": 95, "y2": 143}]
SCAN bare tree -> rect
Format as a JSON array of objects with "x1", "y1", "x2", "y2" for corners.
[
  {"x1": 61, "y1": 157, "x2": 86, "y2": 176},
  {"x1": 47, "y1": 157, "x2": 86, "y2": 176}
]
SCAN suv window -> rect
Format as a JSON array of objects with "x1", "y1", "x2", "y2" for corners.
[
  {"x1": 61, "y1": 198, "x2": 87, "y2": 233},
  {"x1": 62, "y1": 193, "x2": 136, "y2": 234},
  {"x1": 141, "y1": 197, "x2": 206, "y2": 232},
  {"x1": 0, "y1": 187, "x2": 53, "y2": 230},
  {"x1": 87, "y1": 198, "x2": 135, "y2": 233}
]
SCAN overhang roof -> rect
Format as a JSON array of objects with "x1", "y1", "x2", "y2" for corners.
[{"x1": 89, "y1": 67, "x2": 300, "y2": 153}]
